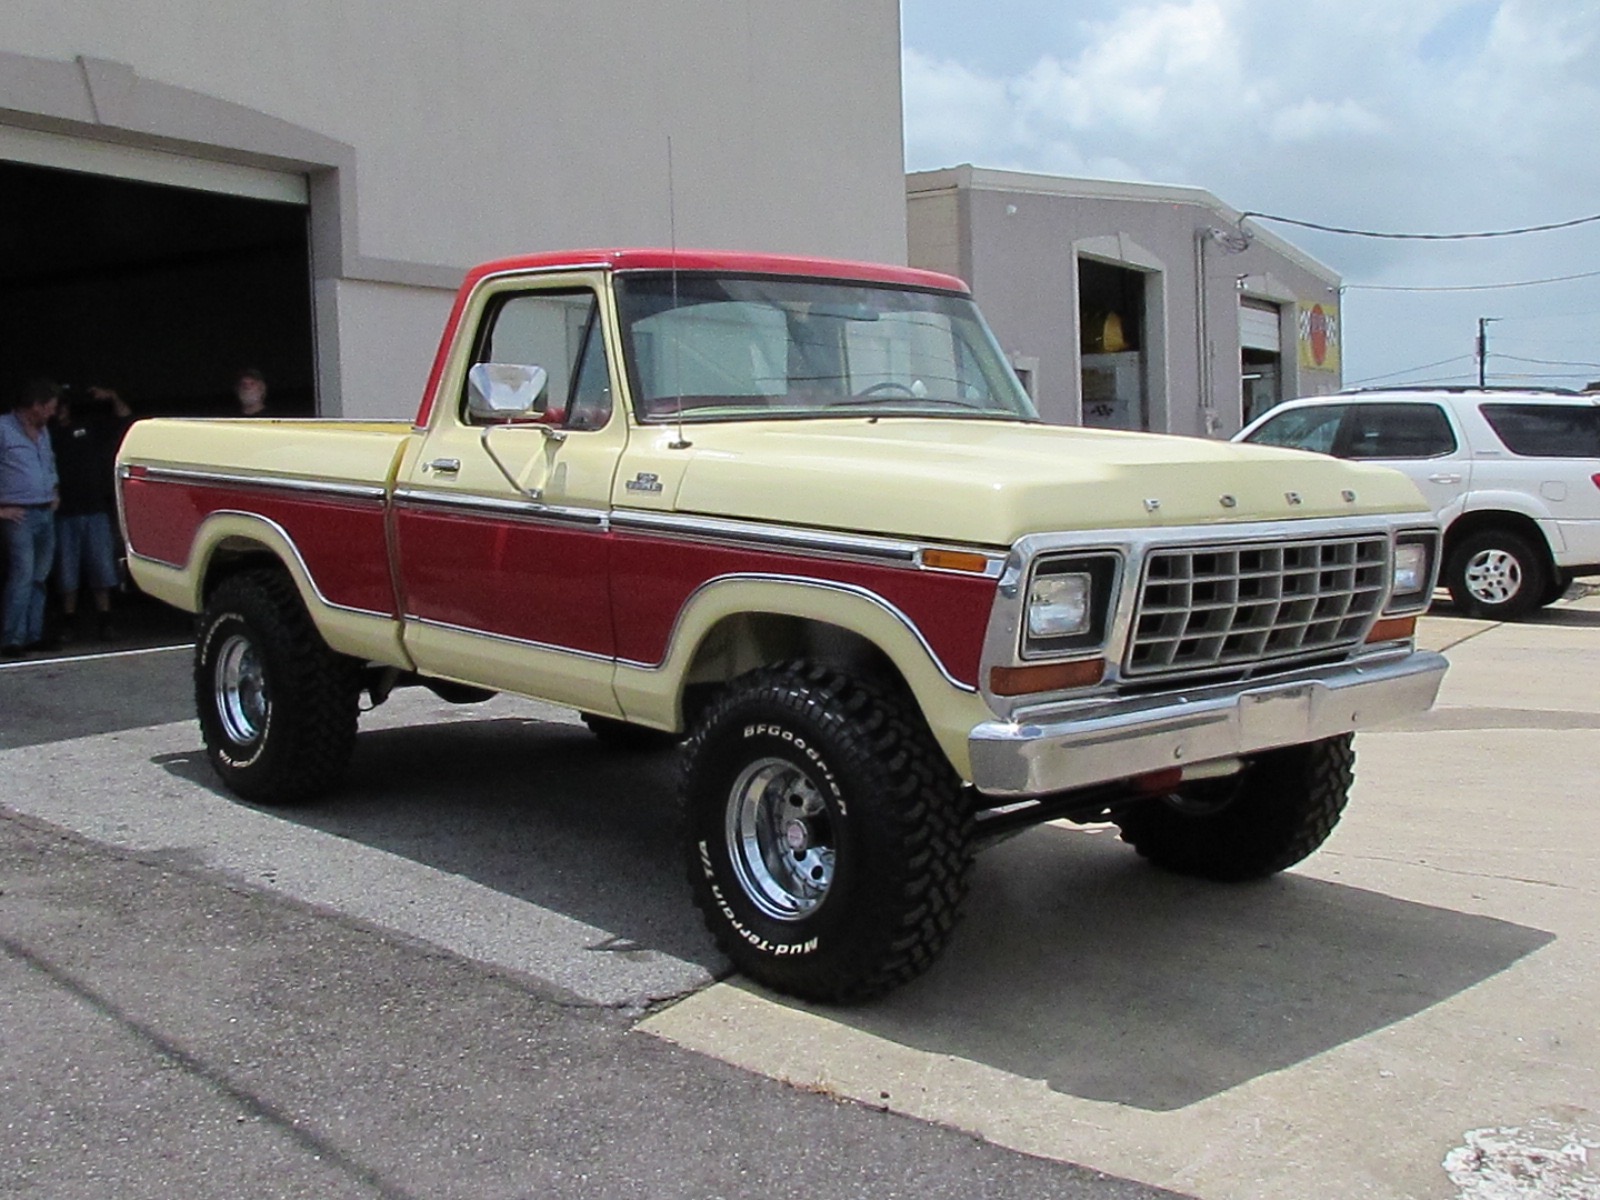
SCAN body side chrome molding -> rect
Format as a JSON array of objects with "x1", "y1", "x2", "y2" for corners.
[
  {"x1": 391, "y1": 487, "x2": 609, "y2": 529},
  {"x1": 611, "y1": 508, "x2": 1005, "y2": 576},
  {"x1": 121, "y1": 463, "x2": 387, "y2": 504}
]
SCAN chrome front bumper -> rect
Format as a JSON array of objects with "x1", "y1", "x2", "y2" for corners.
[{"x1": 968, "y1": 650, "x2": 1449, "y2": 798}]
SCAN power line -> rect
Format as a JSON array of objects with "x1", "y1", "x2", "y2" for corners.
[
  {"x1": 1346, "y1": 267, "x2": 1600, "y2": 293},
  {"x1": 1346, "y1": 353, "x2": 1475, "y2": 386},
  {"x1": 1494, "y1": 353, "x2": 1600, "y2": 370},
  {"x1": 1239, "y1": 210, "x2": 1600, "y2": 240}
]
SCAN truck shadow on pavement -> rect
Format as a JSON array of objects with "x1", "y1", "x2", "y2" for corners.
[
  {"x1": 824, "y1": 822, "x2": 1555, "y2": 1112},
  {"x1": 156, "y1": 712, "x2": 1553, "y2": 1113},
  {"x1": 155, "y1": 712, "x2": 725, "y2": 971}
]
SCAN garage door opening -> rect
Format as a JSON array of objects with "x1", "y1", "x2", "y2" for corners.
[{"x1": 0, "y1": 159, "x2": 315, "y2": 419}]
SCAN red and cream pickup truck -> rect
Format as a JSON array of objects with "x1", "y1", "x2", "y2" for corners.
[{"x1": 118, "y1": 248, "x2": 1447, "y2": 1001}]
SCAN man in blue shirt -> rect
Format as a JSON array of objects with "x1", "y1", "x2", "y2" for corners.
[{"x1": 0, "y1": 379, "x2": 62, "y2": 656}]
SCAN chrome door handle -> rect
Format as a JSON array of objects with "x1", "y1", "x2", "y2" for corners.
[
  {"x1": 1428, "y1": 472, "x2": 1462, "y2": 484},
  {"x1": 424, "y1": 458, "x2": 461, "y2": 475}
]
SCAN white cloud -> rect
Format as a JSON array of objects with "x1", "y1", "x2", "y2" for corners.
[
  {"x1": 902, "y1": 0, "x2": 1600, "y2": 384},
  {"x1": 1267, "y1": 99, "x2": 1388, "y2": 144}
]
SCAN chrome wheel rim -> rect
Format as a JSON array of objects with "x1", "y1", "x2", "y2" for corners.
[
  {"x1": 726, "y1": 756, "x2": 835, "y2": 921},
  {"x1": 1464, "y1": 549, "x2": 1522, "y2": 606},
  {"x1": 215, "y1": 632, "x2": 268, "y2": 745}
]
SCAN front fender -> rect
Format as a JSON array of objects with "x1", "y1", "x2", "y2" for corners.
[{"x1": 611, "y1": 575, "x2": 994, "y2": 780}]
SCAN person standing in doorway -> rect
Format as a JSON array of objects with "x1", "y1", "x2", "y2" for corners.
[
  {"x1": 235, "y1": 367, "x2": 269, "y2": 416},
  {"x1": 0, "y1": 378, "x2": 62, "y2": 657},
  {"x1": 52, "y1": 385, "x2": 133, "y2": 643}
]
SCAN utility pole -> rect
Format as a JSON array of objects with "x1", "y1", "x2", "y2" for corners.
[{"x1": 1477, "y1": 317, "x2": 1500, "y2": 387}]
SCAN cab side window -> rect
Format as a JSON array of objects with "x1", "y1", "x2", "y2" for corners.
[
  {"x1": 470, "y1": 290, "x2": 613, "y2": 430},
  {"x1": 1341, "y1": 403, "x2": 1456, "y2": 459}
]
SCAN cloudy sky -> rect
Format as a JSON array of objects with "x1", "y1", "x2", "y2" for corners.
[{"x1": 901, "y1": 0, "x2": 1600, "y2": 390}]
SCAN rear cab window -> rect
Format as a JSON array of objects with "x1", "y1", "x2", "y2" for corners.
[{"x1": 1478, "y1": 403, "x2": 1600, "y2": 458}]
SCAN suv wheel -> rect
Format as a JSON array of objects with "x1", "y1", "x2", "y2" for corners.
[{"x1": 1447, "y1": 529, "x2": 1547, "y2": 620}]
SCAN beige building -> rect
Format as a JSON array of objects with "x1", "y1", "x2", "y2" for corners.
[
  {"x1": 908, "y1": 166, "x2": 1344, "y2": 437},
  {"x1": 0, "y1": 2, "x2": 907, "y2": 418}
]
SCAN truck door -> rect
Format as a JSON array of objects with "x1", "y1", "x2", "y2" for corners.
[{"x1": 392, "y1": 276, "x2": 626, "y2": 714}]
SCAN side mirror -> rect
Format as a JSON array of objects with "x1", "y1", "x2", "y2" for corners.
[{"x1": 467, "y1": 362, "x2": 550, "y2": 421}]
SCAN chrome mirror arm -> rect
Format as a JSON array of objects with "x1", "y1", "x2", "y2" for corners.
[{"x1": 480, "y1": 424, "x2": 563, "y2": 501}]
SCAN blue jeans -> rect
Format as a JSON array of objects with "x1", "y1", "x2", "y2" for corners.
[
  {"x1": 56, "y1": 512, "x2": 120, "y2": 594},
  {"x1": 2, "y1": 506, "x2": 56, "y2": 648}
]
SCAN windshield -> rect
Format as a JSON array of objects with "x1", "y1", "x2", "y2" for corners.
[{"x1": 614, "y1": 272, "x2": 1038, "y2": 423}]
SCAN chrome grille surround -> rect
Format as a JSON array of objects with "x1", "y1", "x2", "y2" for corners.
[{"x1": 1125, "y1": 535, "x2": 1390, "y2": 678}]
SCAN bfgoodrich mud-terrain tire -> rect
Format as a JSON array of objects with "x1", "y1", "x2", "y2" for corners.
[
  {"x1": 1447, "y1": 528, "x2": 1548, "y2": 620},
  {"x1": 1112, "y1": 734, "x2": 1355, "y2": 881},
  {"x1": 681, "y1": 662, "x2": 973, "y2": 1003},
  {"x1": 196, "y1": 569, "x2": 362, "y2": 806}
]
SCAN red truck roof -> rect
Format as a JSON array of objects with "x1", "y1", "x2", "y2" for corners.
[
  {"x1": 417, "y1": 249, "x2": 971, "y2": 425},
  {"x1": 465, "y1": 248, "x2": 969, "y2": 294}
]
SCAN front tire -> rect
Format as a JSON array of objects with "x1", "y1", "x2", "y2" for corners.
[
  {"x1": 1447, "y1": 529, "x2": 1547, "y2": 620},
  {"x1": 1112, "y1": 734, "x2": 1355, "y2": 881},
  {"x1": 195, "y1": 569, "x2": 362, "y2": 805},
  {"x1": 681, "y1": 663, "x2": 972, "y2": 1002}
]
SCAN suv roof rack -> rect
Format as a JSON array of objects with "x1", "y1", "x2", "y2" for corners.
[{"x1": 1337, "y1": 385, "x2": 1585, "y2": 397}]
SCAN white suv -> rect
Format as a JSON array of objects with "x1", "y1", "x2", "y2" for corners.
[{"x1": 1236, "y1": 388, "x2": 1600, "y2": 619}]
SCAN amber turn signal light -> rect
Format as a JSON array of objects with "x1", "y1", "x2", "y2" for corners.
[
  {"x1": 990, "y1": 658, "x2": 1106, "y2": 696},
  {"x1": 1365, "y1": 615, "x2": 1416, "y2": 643},
  {"x1": 921, "y1": 548, "x2": 994, "y2": 574}
]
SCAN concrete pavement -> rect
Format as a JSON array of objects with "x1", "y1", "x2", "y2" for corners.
[
  {"x1": 3, "y1": 595, "x2": 1599, "y2": 1197},
  {"x1": 643, "y1": 598, "x2": 1600, "y2": 1200}
]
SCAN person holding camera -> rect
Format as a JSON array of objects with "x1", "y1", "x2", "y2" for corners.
[
  {"x1": 52, "y1": 385, "x2": 134, "y2": 643},
  {"x1": 0, "y1": 378, "x2": 62, "y2": 657}
]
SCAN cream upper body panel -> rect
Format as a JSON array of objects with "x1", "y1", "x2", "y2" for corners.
[
  {"x1": 119, "y1": 418, "x2": 415, "y2": 488},
  {"x1": 661, "y1": 418, "x2": 1433, "y2": 546}
]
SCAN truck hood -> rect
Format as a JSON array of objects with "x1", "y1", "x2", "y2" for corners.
[{"x1": 669, "y1": 419, "x2": 1430, "y2": 546}]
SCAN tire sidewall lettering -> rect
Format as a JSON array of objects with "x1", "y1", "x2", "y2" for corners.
[
  {"x1": 200, "y1": 611, "x2": 270, "y2": 769},
  {"x1": 740, "y1": 722, "x2": 846, "y2": 817},
  {"x1": 697, "y1": 841, "x2": 820, "y2": 957},
  {"x1": 692, "y1": 719, "x2": 856, "y2": 958}
]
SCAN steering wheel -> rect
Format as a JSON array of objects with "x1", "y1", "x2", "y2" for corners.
[{"x1": 852, "y1": 381, "x2": 918, "y2": 398}]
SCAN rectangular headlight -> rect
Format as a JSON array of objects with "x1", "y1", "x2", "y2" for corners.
[
  {"x1": 1386, "y1": 531, "x2": 1439, "y2": 614},
  {"x1": 1028, "y1": 573, "x2": 1092, "y2": 638},
  {"x1": 1393, "y1": 542, "x2": 1428, "y2": 596},
  {"x1": 1020, "y1": 553, "x2": 1120, "y2": 659}
]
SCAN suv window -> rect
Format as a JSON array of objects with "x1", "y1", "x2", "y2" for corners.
[
  {"x1": 1247, "y1": 404, "x2": 1346, "y2": 455},
  {"x1": 1479, "y1": 403, "x2": 1600, "y2": 458},
  {"x1": 1341, "y1": 403, "x2": 1457, "y2": 459}
]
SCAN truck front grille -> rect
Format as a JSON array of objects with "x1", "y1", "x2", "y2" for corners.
[{"x1": 1125, "y1": 535, "x2": 1389, "y2": 678}]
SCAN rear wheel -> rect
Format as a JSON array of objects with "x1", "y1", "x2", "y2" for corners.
[
  {"x1": 1447, "y1": 529, "x2": 1547, "y2": 620},
  {"x1": 1112, "y1": 735, "x2": 1354, "y2": 881},
  {"x1": 195, "y1": 569, "x2": 362, "y2": 805},
  {"x1": 681, "y1": 662, "x2": 972, "y2": 1002}
]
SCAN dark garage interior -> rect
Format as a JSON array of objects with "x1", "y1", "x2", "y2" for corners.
[{"x1": 0, "y1": 158, "x2": 315, "y2": 419}]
